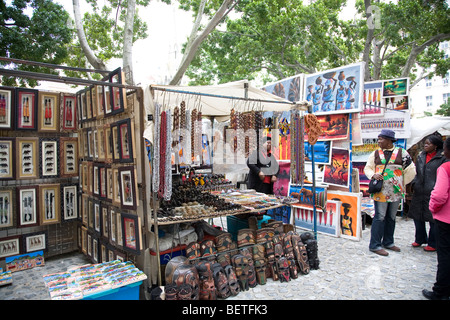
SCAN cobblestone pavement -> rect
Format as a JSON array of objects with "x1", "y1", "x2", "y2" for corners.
[{"x1": 0, "y1": 217, "x2": 437, "y2": 300}]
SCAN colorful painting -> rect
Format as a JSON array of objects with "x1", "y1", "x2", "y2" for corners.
[
  {"x1": 261, "y1": 74, "x2": 303, "y2": 102},
  {"x1": 382, "y1": 78, "x2": 409, "y2": 98},
  {"x1": 292, "y1": 199, "x2": 341, "y2": 237},
  {"x1": 360, "y1": 111, "x2": 411, "y2": 139},
  {"x1": 352, "y1": 161, "x2": 370, "y2": 184},
  {"x1": 323, "y1": 148, "x2": 350, "y2": 188},
  {"x1": 352, "y1": 138, "x2": 407, "y2": 162},
  {"x1": 384, "y1": 96, "x2": 409, "y2": 111},
  {"x1": 361, "y1": 81, "x2": 384, "y2": 117},
  {"x1": 327, "y1": 190, "x2": 362, "y2": 241},
  {"x1": 5, "y1": 250, "x2": 45, "y2": 272},
  {"x1": 304, "y1": 113, "x2": 349, "y2": 142},
  {"x1": 305, "y1": 62, "x2": 364, "y2": 115},
  {"x1": 278, "y1": 111, "x2": 291, "y2": 160},
  {"x1": 273, "y1": 161, "x2": 290, "y2": 196},
  {"x1": 304, "y1": 141, "x2": 331, "y2": 164}
]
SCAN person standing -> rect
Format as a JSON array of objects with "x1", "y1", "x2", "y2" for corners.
[
  {"x1": 423, "y1": 137, "x2": 450, "y2": 300},
  {"x1": 409, "y1": 135, "x2": 446, "y2": 252},
  {"x1": 364, "y1": 129, "x2": 416, "y2": 256},
  {"x1": 247, "y1": 136, "x2": 279, "y2": 195}
]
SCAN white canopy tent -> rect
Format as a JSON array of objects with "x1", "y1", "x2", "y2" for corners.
[{"x1": 407, "y1": 116, "x2": 450, "y2": 149}]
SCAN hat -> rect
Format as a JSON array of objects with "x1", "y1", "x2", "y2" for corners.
[{"x1": 378, "y1": 129, "x2": 397, "y2": 142}]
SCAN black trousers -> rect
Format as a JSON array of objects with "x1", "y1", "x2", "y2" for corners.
[{"x1": 433, "y1": 219, "x2": 450, "y2": 296}]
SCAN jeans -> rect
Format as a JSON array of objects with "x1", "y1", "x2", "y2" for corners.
[
  {"x1": 433, "y1": 220, "x2": 450, "y2": 296},
  {"x1": 369, "y1": 200, "x2": 400, "y2": 251},
  {"x1": 414, "y1": 219, "x2": 436, "y2": 248}
]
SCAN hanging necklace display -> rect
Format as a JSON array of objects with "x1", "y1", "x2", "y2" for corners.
[
  {"x1": 158, "y1": 110, "x2": 167, "y2": 199},
  {"x1": 290, "y1": 111, "x2": 305, "y2": 186},
  {"x1": 191, "y1": 108, "x2": 197, "y2": 161},
  {"x1": 164, "y1": 109, "x2": 172, "y2": 200},
  {"x1": 152, "y1": 103, "x2": 161, "y2": 194}
]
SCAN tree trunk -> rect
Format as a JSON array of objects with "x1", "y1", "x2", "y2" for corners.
[
  {"x1": 123, "y1": 0, "x2": 136, "y2": 85},
  {"x1": 362, "y1": 0, "x2": 375, "y2": 81},
  {"x1": 72, "y1": 0, "x2": 108, "y2": 72},
  {"x1": 169, "y1": 0, "x2": 236, "y2": 85}
]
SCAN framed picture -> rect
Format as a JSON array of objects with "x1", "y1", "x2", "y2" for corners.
[
  {"x1": 88, "y1": 197, "x2": 94, "y2": 230},
  {"x1": 117, "y1": 118, "x2": 134, "y2": 163},
  {"x1": 81, "y1": 226, "x2": 88, "y2": 255},
  {"x1": 0, "y1": 86, "x2": 15, "y2": 130},
  {"x1": 17, "y1": 186, "x2": 39, "y2": 228},
  {"x1": 92, "y1": 236, "x2": 99, "y2": 263},
  {"x1": 60, "y1": 137, "x2": 78, "y2": 178},
  {"x1": 93, "y1": 128, "x2": 99, "y2": 160},
  {"x1": 101, "y1": 205, "x2": 109, "y2": 240},
  {"x1": 323, "y1": 147, "x2": 350, "y2": 188},
  {"x1": 87, "y1": 232, "x2": 92, "y2": 257},
  {"x1": 104, "y1": 124, "x2": 113, "y2": 161},
  {"x1": 109, "y1": 67, "x2": 127, "y2": 115},
  {"x1": 39, "y1": 138, "x2": 59, "y2": 178},
  {"x1": 109, "y1": 207, "x2": 118, "y2": 246},
  {"x1": 106, "y1": 166, "x2": 113, "y2": 201},
  {"x1": 82, "y1": 162, "x2": 89, "y2": 193},
  {"x1": 94, "y1": 200, "x2": 101, "y2": 235},
  {"x1": 39, "y1": 184, "x2": 60, "y2": 225},
  {"x1": 87, "y1": 128, "x2": 94, "y2": 160},
  {"x1": 62, "y1": 94, "x2": 77, "y2": 131},
  {"x1": 112, "y1": 167, "x2": 121, "y2": 206},
  {"x1": 0, "y1": 236, "x2": 21, "y2": 259},
  {"x1": 91, "y1": 85, "x2": 98, "y2": 119},
  {"x1": 327, "y1": 190, "x2": 362, "y2": 241},
  {"x1": 86, "y1": 87, "x2": 93, "y2": 120},
  {"x1": 0, "y1": 138, "x2": 15, "y2": 180},
  {"x1": 15, "y1": 88, "x2": 38, "y2": 130},
  {"x1": 81, "y1": 194, "x2": 89, "y2": 226},
  {"x1": 382, "y1": 77, "x2": 409, "y2": 98},
  {"x1": 96, "y1": 85, "x2": 106, "y2": 118},
  {"x1": 103, "y1": 82, "x2": 112, "y2": 116},
  {"x1": 93, "y1": 163, "x2": 100, "y2": 196},
  {"x1": 16, "y1": 138, "x2": 38, "y2": 180},
  {"x1": 97, "y1": 126, "x2": 106, "y2": 161},
  {"x1": 61, "y1": 184, "x2": 78, "y2": 221},
  {"x1": 38, "y1": 91, "x2": 59, "y2": 132},
  {"x1": 78, "y1": 89, "x2": 87, "y2": 123},
  {"x1": 87, "y1": 162, "x2": 93, "y2": 195},
  {"x1": 118, "y1": 166, "x2": 137, "y2": 210},
  {"x1": 111, "y1": 123, "x2": 120, "y2": 162},
  {"x1": 99, "y1": 164, "x2": 108, "y2": 200},
  {"x1": 0, "y1": 188, "x2": 14, "y2": 228},
  {"x1": 23, "y1": 231, "x2": 48, "y2": 253},
  {"x1": 121, "y1": 212, "x2": 142, "y2": 255},
  {"x1": 116, "y1": 208, "x2": 123, "y2": 249}
]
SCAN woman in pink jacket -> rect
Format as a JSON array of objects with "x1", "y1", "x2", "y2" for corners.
[{"x1": 424, "y1": 137, "x2": 450, "y2": 300}]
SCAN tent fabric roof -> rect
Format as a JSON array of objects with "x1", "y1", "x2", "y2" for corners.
[
  {"x1": 148, "y1": 80, "x2": 302, "y2": 117},
  {"x1": 407, "y1": 116, "x2": 450, "y2": 149}
]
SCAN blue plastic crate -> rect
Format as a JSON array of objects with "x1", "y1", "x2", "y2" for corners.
[{"x1": 226, "y1": 215, "x2": 271, "y2": 241}]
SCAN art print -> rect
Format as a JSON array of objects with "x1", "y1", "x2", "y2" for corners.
[
  {"x1": 361, "y1": 81, "x2": 384, "y2": 117},
  {"x1": 81, "y1": 194, "x2": 89, "y2": 226},
  {"x1": 109, "y1": 207, "x2": 117, "y2": 246},
  {"x1": 39, "y1": 184, "x2": 60, "y2": 225},
  {"x1": 352, "y1": 138, "x2": 407, "y2": 162},
  {"x1": 6, "y1": 250, "x2": 44, "y2": 272},
  {"x1": 323, "y1": 148, "x2": 350, "y2": 188},
  {"x1": 0, "y1": 188, "x2": 14, "y2": 228},
  {"x1": 38, "y1": 91, "x2": 59, "y2": 132},
  {"x1": 385, "y1": 96, "x2": 409, "y2": 111},
  {"x1": 91, "y1": 85, "x2": 98, "y2": 119},
  {"x1": 289, "y1": 185, "x2": 327, "y2": 209},
  {"x1": 327, "y1": 190, "x2": 362, "y2": 241},
  {"x1": 273, "y1": 161, "x2": 290, "y2": 197},
  {"x1": 0, "y1": 237, "x2": 20, "y2": 259},
  {"x1": 15, "y1": 88, "x2": 38, "y2": 130},
  {"x1": 360, "y1": 112, "x2": 411, "y2": 139},
  {"x1": 39, "y1": 138, "x2": 59, "y2": 178},
  {"x1": 0, "y1": 138, "x2": 15, "y2": 180},
  {"x1": 304, "y1": 113, "x2": 349, "y2": 142},
  {"x1": 81, "y1": 226, "x2": 88, "y2": 254},
  {"x1": 60, "y1": 137, "x2": 78, "y2": 177},
  {"x1": 99, "y1": 164, "x2": 107, "y2": 199},
  {"x1": 93, "y1": 164, "x2": 100, "y2": 196},
  {"x1": 94, "y1": 85, "x2": 105, "y2": 118},
  {"x1": 62, "y1": 94, "x2": 77, "y2": 131},
  {"x1": 109, "y1": 68, "x2": 126, "y2": 115},
  {"x1": 118, "y1": 166, "x2": 137, "y2": 210},
  {"x1": 111, "y1": 123, "x2": 120, "y2": 162},
  {"x1": 17, "y1": 186, "x2": 39, "y2": 228},
  {"x1": 101, "y1": 205, "x2": 109, "y2": 239},
  {"x1": 23, "y1": 231, "x2": 47, "y2": 253},
  {"x1": 382, "y1": 78, "x2": 409, "y2": 98},
  {"x1": 304, "y1": 140, "x2": 332, "y2": 165},
  {"x1": 261, "y1": 74, "x2": 303, "y2": 102},
  {"x1": 62, "y1": 185, "x2": 78, "y2": 221},
  {"x1": 117, "y1": 118, "x2": 134, "y2": 162},
  {"x1": 121, "y1": 212, "x2": 141, "y2": 255},
  {"x1": 352, "y1": 162, "x2": 371, "y2": 185},
  {"x1": 78, "y1": 89, "x2": 87, "y2": 122},
  {"x1": 17, "y1": 138, "x2": 38, "y2": 179},
  {"x1": 94, "y1": 201, "x2": 101, "y2": 234},
  {"x1": 292, "y1": 199, "x2": 341, "y2": 237},
  {"x1": 305, "y1": 62, "x2": 364, "y2": 115},
  {"x1": 0, "y1": 87, "x2": 14, "y2": 129}
]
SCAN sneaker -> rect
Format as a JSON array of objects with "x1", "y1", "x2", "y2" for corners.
[{"x1": 423, "y1": 246, "x2": 436, "y2": 252}]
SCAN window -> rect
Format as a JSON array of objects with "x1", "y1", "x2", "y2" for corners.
[
  {"x1": 443, "y1": 73, "x2": 449, "y2": 85},
  {"x1": 426, "y1": 96, "x2": 433, "y2": 108},
  {"x1": 425, "y1": 77, "x2": 432, "y2": 87},
  {"x1": 444, "y1": 93, "x2": 450, "y2": 104}
]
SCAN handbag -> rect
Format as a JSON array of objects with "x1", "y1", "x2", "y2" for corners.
[{"x1": 368, "y1": 151, "x2": 392, "y2": 194}]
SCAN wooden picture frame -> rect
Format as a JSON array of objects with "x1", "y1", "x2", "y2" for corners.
[
  {"x1": 81, "y1": 226, "x2": 88, "y2": 255},
  {"x1": 23, "y1": 231, "x2": 48, "y2": 253},
  {"x1": 0, "y1": 236, "x2": 21, "y2": 259},
  {"x1": 0, "y1": 86, "x2": 15, "y2": 130},
  {"x1": 78, "y1": 90, "x2": 87, "y2": 123},
  {"x1": 0, "y1": 187, "x2": 14, "y2": 229},
  {"x1": 91, "y1": 235, "x2": 99, "y2": 264},
  {"x1": 103, "y1": 82, "x2": 112, "y2": 116},
  {"x1": 104, "y1": 124, "x2": 113, "y2": 161},
  {"x1": 88, "y1": 197, "x2": 94, "y2": 231},
  {"x1": 0, "y1": 138, "x2": 15, "y2": 180},
  {"x1": 82, "y1": 162, "x2": 89, "y2": 193},
  {"x1": 95, "y1": 85, "x2": 105, "y2": 118},
  {"x1": 117, "y1": 118, "x2": 134, "y2": 163},
  {"x1": 17, "y1": 186, "x2": 39, "y2": 228},
  {"x1": 97, "y1": 126, "x2": 106, "y2": 162},
  {"x1": 118, "y1": 166, "x2": 137, "y2": 210},
  {"x1": 109, "y1": 206, "x2": 118, "y2": 246},
  {"x1": 86, "y1": 87, "x2": 93, "y2": 120},
  {"x1": 87, "y1": 162, "x2": 94, "y2": 195},
  {"x1": 38, "y1": 91, "x2": 59, "y2": 132},
  {"x1": 62, "y1": 94, "x2": 77, "y2": 131},
  {"x1": 81, "y1": 194, "x2": 89, "y2": 226},
  {"x1": 94, "y1": 200, "x2": 101, "y2": 235},
  {"x1": 91, "y1": 85, "x2": 98, "y2": 119},
  {"x1": 15, "y1": 88, "x2": 38, "y2": 130},
  {"x1": 111, "y1": 122, "x2": 120, "y2": 162},
  {"x1": 101, "y1": 204, "x2": 109, "y2": 240},
  {"x1": 112, "y1": 166, "x2": 121, "y2": 207},
  {"x1": 93, "y1": 163, "x2": 100, "y2": 197},
  {"x1": 60, "y1": 137, "x2": 78, "y2": 178},
  {"x1": 87, "y1": 128, "x2": 94, "y2": 161},
  {"x1": 39, "y1": 184, "x2": 60, "y2": 226},
  {"x1": 109, "y1": 67, "x2": 126, "y2": 115},
  {"x1": 99, "y1": 164, "x2": 108, "y2": 200},
  {"x1": 39, "y1": 138, "x2": 59, "y2": 178},
  {"x1": 121, "y1": 212, "x2": 142, "y2": 255},
  {"x1": 106, "y1": 166, "x2": 113, "y2": 201},
  {"x1": 116, "y1": 208, "x2": 123, "y2": 249},
  {"x1": 16, "y1": 137, "x2": 38, "y2": 180},
  {"x1": 61, "y1": 184, "x2": 78, "y2": 221},
  {"x1": 93, "y1": 128, "x2": 99, "y2": 160}
]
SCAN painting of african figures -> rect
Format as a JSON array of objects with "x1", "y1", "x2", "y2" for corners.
[
  {"x1": 305, "y1": 62, "x2": 364, "y2": 115},
  {"x1": 323, "y1": 148, "x2": 350, "y2": 188}
]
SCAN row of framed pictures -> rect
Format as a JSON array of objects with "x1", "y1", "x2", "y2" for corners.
[
  {"x1": 79, "y1": 164, "x2": 138, "y2": 211},
  {"x1": 79, "y1": 117, "x2": 135, "y2": 164},
  {"x1": 78, "y1": 204, "x2": 142, "y2": 257},
  {"x1": 77, "y1": 68, "x2": 128, "y2": 124},
  {"x1": 0, "y1": 136, "x2": 78, "y2": 180},
  {"x1": 0, "y1": 231, "x2": 48, "y2": 259},
  {"x1": 0, "y1": 86, "x2": 77, "y2": 132},
  {"x1": 0, "y1": 184, "x2": 78, "y2": 229}
]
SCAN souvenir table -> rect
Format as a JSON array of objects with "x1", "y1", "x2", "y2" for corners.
[{"x1": 43, "y1": 260, "x2": 147, "y2": 300}]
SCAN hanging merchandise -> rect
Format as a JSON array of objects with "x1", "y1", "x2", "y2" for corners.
[{"x1": 290, "y1": 112, "x2": 305, "y2": 185}]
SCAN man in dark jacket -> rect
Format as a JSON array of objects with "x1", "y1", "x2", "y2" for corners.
[
  {"x1": 409, "y1": 134, "x2": 447, "y2": 251},
  {"x1": 246, "y1": 136, "x2": 279, "y2": 194}
]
